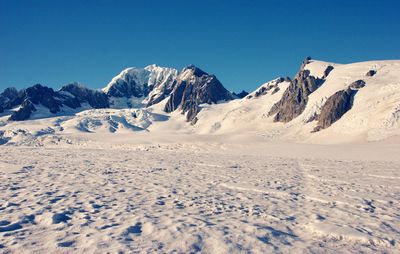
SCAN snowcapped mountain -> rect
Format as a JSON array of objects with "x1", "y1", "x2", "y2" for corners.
[
  {"x1": 103, "y1": 65, "x2": 178, "y2": 108},
  {"x1": 1, "y1": 58, "x2": 400, "y2": 144},
  {"x1": 164, "y1": 65, "x2": 234, "y2": 123},
  {"x1": 191, "y1": 58, "x2": 400, "y2": 142}
]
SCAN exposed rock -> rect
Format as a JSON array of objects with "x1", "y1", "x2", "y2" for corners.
[
  {"x1": 9, "y1": 99, "x2": 36, "y2": 121},
  {"x1": 233, "y1": 90, "x2": 249, "y2": 99},
  {"x1": 164, "y1": 81, "x2": 186, "y2": 113},
  {"x1": 322, "y1": 66, "x2": 334, "y2": 79},
  {"x1": 304, "y1": 56, "x2": 312, "y2": 64},
  {"x1": 257, "y1": 78, "x2": 286, "y2": 98},
  {"x1": 60, "y1": 83, "x2": 109, "y2": 108},
  {"x1": 313, "y1": 88, "x2": 357, "y2": 131},
  {"x1": 366, "y1": 70, "x2": 377, "y2": 77},
  {"x1": 6, "y1": 83, "x2": 110, "y2": 121},
  {"x1": 284, "y1": 77, "x2": 292, "y2": 82},
  {"x1": 267, "y1": 60, "x2": 334, "y2": 123},
  {"x1": 349, "y1": 80, "x2": 366, "y2": 89},
  {"x1": 21, "y1": 84, "x2": 63, "y2": 113},
  {"x1": 164, "y1": 65, "x2": 233, "y2": 122},
  {"x1": 313, "y1": 80, "x2": 366, "y2": 131},
  {"x1": 268, "y1": 63, "x2": 322, "y2": 122},
  {"x1": 271, "y1": 87, "x2": 280, "y2": 95},
  {"x1": 0, "y1": 87, "x2": 20, "y2": 110}
]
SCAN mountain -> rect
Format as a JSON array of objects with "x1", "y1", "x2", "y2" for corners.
[
  {"x1": 103, "y1": 65, "x2": 178, "y2": 108},
  {"x1": 60, "y1": 83, "x2": 109, "y2": 109},
  {"x1": 268, "y1": 57, "x2": 333, "y2": 122},
  {"x1": 232, "y1": 90, "x2": 249, "y2": 99},
  {"x1": 1, "y1": 83, "x2": 109, "y2": 121},
  {"x1": 190, "y1": 58, "x2": 400, "y2": 142},
  {"x1": 7, "y1": 84, "x2": 80, "y2": 121},
  {"x1": 143, "y1": 65, "x2": 179, "y2": 107},
  {"x1": 164, "y1": 65, "x2": 234, "y2": 123},
  {"x1": 1, "y1": 64, "x2": 232, "y2": 123},
  {"x1": 1, "y1": 58, "x2": 400, "y2": 143}
]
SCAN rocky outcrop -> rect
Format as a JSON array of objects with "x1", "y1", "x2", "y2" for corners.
[
  {"x1": 164, "y1": 65, "x2": 233, "y2": 122},
  {"x1": 7, "y1": 84, "x2": 64, "y2": 121},
  {"x1": 9, "y1": 99, "x2": 37, "y2": 121},
  {"x1": 249, "y1": 77, "x2": 287, "y2": 99},
  {"x1": 6, "y1": 83, "x2": 110, "y2": 121},
  {"x1": 233, "y1": 90, "x2": 249, "y2": 99},
  {"x1": 0, "y1": 87, "x2": 20, "y2": 110},
  {"x1": 21, "y1": 84, "x2": 64, "y2": 113},
  {"x1": 313, "y1": 80, "x2": 366, "y2": 131},
  {"x1": 313, "y1": 88, "x2": 357, "y2": 131},
  {"x1": 268, "y1": 59, "x2": 322, "y2": 122},
  {"x1": 349, "y1": 80, "x2": 366, "y2": 89},
  {"x1": 322, "y1": 65, "x2": 334, "y2": 79},
  {"x1": 366, "y1": 70, "x2": 377, "y2": 77},
  {"x1": 60, "y1": 83, "x2": 109, "y2": 108},
  {"x1": 268, "y1": 58, "x2": 335, "y2": 123}
]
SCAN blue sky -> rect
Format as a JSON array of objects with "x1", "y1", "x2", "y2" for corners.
[{"x1": 1, "y1": 0, "x2": 399, "y2": 92}]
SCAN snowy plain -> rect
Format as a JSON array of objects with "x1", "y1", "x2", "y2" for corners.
[{"x1": 0, "y1": 132, "x2": 399, "y2": 254}]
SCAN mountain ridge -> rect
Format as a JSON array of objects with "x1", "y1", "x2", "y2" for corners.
[{"x1": 1, "y1": 58, "x2": 399, "y2": 144}]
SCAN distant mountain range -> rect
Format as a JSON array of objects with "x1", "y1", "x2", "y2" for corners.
[
  {"x1": 0, "y1": 64, "x2": 234, "y2": 123},
  {"x1": 1, "y1": 57, "x2": 399, "y2": 143}
]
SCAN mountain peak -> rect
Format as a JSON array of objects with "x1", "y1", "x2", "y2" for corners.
[{"x1": 183, "y1": 65, "x2": 208, "y2": 77}]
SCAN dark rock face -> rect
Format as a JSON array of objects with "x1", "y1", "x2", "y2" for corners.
[
  {"x1": 349, "y1": 80, "x2": 366, "y2": 89},
  {"x1": 9, "y1": 100, "x2": 37, "y2": 121},
  {"x1": 268, "y1": 59, "x2": 334, "y2": 123},
  {"x1": 164, "y1": 66, "x2": 233, "y2": 122},
  {"x1": 60, "y1": 83, "x2": 109, "y2": 108},
  {"x1": 6, "y1": 83, "x2": 110, "y2": 121},
  {"x1": 164, "y1": 81, "x2": 186, "y2": 113},
  {"x1": 268, "y1": 67, "x2": 321, "y2": 122},
  {"x1": 322, "y1": 65, "x2": 334, "y2": 79},
  {"x1": 145, "y1": 93, "x2": 167, "y2": 107},
  {"x1": 251, "y1": 78, "x2": 286, "y2": 99},
  {"x1": 145, "y1": 77, "x2": 177, "y2": 107},
  {"x1": 105, "y1": 76, "x2": 149, "y2": 98},
  {"x1": 0, "y1": 87, "x2": 20, "y2": 110},
  {"x1": 313, "y1": 80, "x2": 366, "y2": 131},
  {"x1": 23, "y1": 84, "x2": 63, "y2": 113},
  {"x1": 366, "y1": 70, "x2": 377, "y2": 77},
  {"x1": 8, "y1": 84, "x2": 64, "y2": 121},
  {"x1": 313, "y1": 88, "x2": 357, "y2": 131},
  {"x1": 233, "y1": 90, "x2": 249, "y2": 99}
]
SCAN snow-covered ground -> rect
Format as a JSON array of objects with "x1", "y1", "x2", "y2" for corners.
[
  {"x1": 1, "y1": 59, "x2": 400, "y2": 253},
  {"x1": 0, "y1": 133, "x2": 399, "y2": 253}
]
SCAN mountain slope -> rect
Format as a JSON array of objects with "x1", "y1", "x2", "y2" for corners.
[
  {"x1": 164, "y1": 65, "x2": 234, "y2": 123},
  {"x1": 103, "y1": 65, "x2": 178, "y2": 108},
  {"x1": 1, "y1": 59, "x2": 400, "y2": 143},
  {"x1": 189, "y1": 59, "x2": 400, "y2": 143}
]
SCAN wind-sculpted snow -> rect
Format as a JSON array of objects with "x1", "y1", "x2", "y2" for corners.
[
  {"x1": 62, "y1": 108, "x2": 169, "y2": 133},
  {"x1": 0, "y1": 141, "x2": 399, "y2": 253}
]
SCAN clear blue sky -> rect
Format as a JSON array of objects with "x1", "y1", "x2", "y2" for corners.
[{"x1": 1, "y1": 0, "x2": 399, "y2": 92}]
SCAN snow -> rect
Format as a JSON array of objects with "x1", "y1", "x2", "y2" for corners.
[
  {"x1": 104, "y1": 65, "x2": 178, "y2": 108},
  {"x1": 0, "y1": 134, "x2": 399, "y2": 253},
  {"x1": 0, "y1": 59, "x2": 400, "y2": 253},
  {"x1": 102, "y1": 67, "x2": 150, "y2": 94}
]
